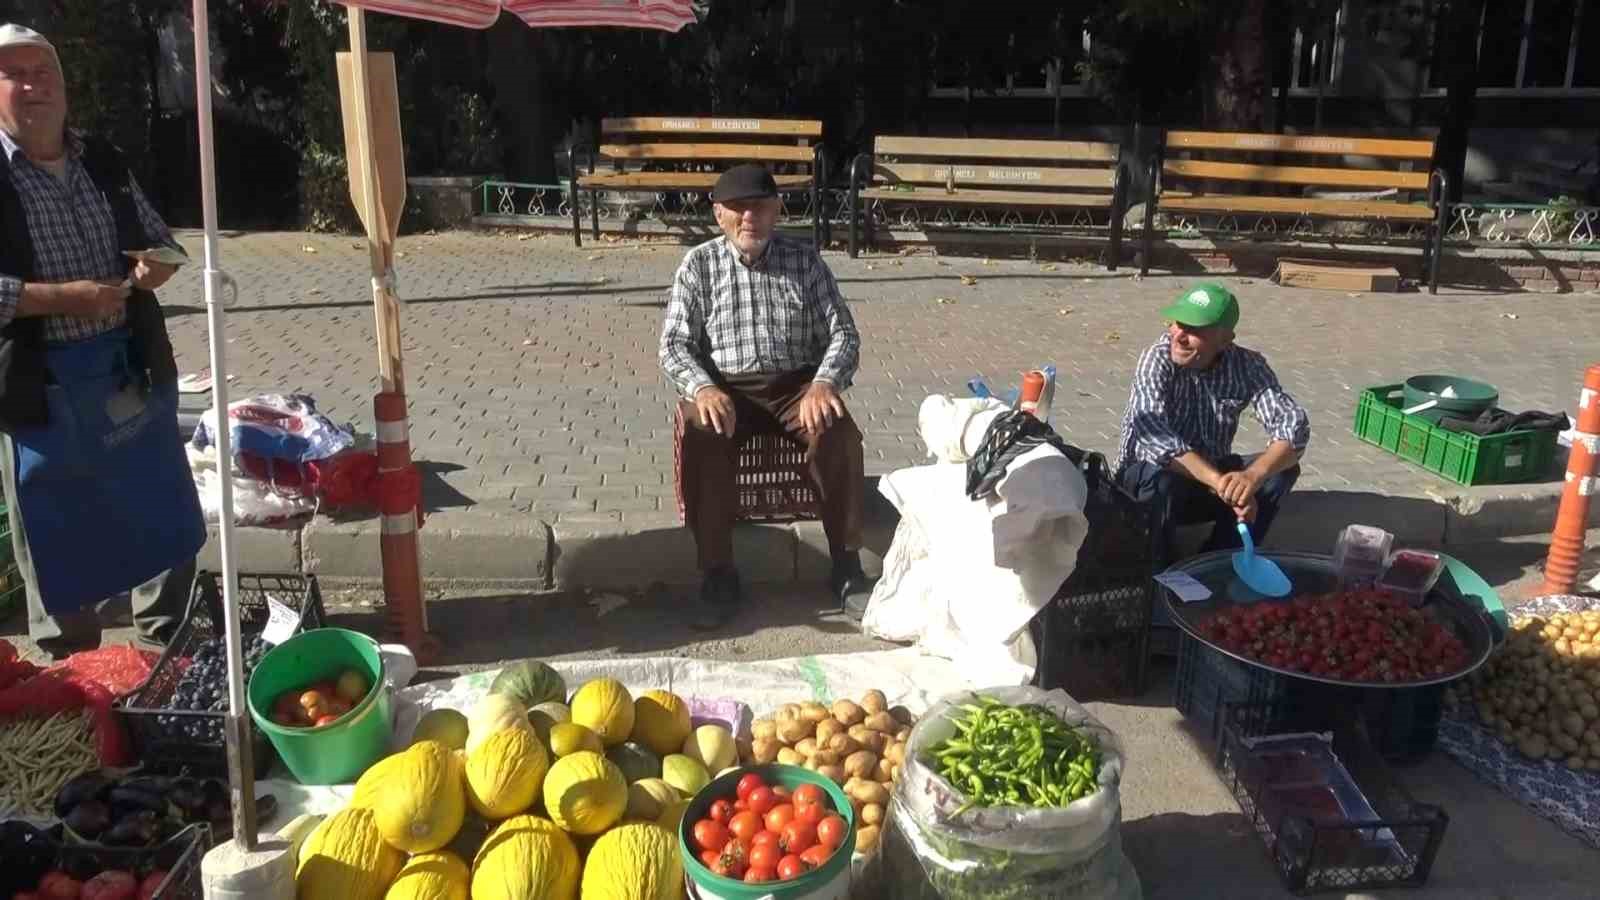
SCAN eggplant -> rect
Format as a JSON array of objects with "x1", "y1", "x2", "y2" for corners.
[
  {"x1": 63, "y1": 799, "x2": 113, "y2": 838},
  {"x1": 54, "y1": 771, "x2": 113, "y2": 817},
  {"x1": 120, "y1": 774, "x2": 175, "y2": 795},
  {"x1": 109, "y1": 785, "x2": 170, "y2": 816},
  {"x1": 169, "y1": 778, "x2": 208, "y2": 818}
]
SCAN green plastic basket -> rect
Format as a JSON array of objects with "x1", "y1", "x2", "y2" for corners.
[
  {"x1": 0, "y1": 496, "x2": 23, "y2": 621},
  {"x1": 1353, "y1": 385, "x2": 1558, "y2": 486}
]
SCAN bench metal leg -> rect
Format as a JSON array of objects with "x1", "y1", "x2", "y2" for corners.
[
  {"x1": 1140, "y1": 199, "x2": 1155, "y2": 278},
  {"x1": 1428, "y1": 207, "x2": 1447, "y2": 295},
  {"x1": 848, "y1": 186, "x2": 860, "y2": 258},
  {"x1": 590, "y1": 190, "x2": 600, "y2": 241},
  {"x1": 1107, "y1": 199, "x2": 1125, "y2": 273},
  {"x1": 570, "y1": 179, "x2": 582, "y2": 248}
]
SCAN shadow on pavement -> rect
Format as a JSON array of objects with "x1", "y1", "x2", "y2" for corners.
[
  {"x1": 232, "y1": 281, "x2": 670, "y2": 313},
  {"x1": 1123, "y1": 811, "x2": 1263, "y2": 899}
]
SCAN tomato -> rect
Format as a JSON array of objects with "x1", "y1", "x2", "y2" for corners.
[
  {"x1": 744, "y1": 866, "x2": 777, "y2": 883},
  {"x1": 771, "y1": 785, "x2": 792, "y2": 799},
  {"x1": 748, "y1": 841, "x2": 782, "y2": 872},
  {"x1": 791, "y1": 783, "x2": 824, "y2": 811},
  {"x1": 709, "y1": 799, "x2": 735, "y2": 825},
  {"x1": 751, "y1": 830, "x2": 781, "y2": 853},
  {"x1": 764, "y1": 802, "x2": 796, "y2": 833},
  {"x1": 718, "y1": 837, "x2": 749, "y2": 878},
  {"x1": 793, "y1": 800, "x2": 825, "y2": 828},
  {"x1": 776, "y1": 854, "x2": 805, "y2": 881},
  {"x1": 746, "y1": 786, "x2": 777, "y2": 816},
  {"x1": 698, "y1": 849, "x2": 720, "y2": 869},
  {"x1": 816, "y1": 814, "x2": 847, "y2": 850},
  {"x1": 727, "y1": 810, "x2": 764, "y2": 844},
  {"x1": 780, "y1": 820, "x2": 817, "y2": 855},
  {"x1": 736, "y1": 772, "x2": 766, "y2": 801},
  {"x1": 693, "y1": 819, "x2": 731, "y2": 854},
  {"x1": 800, "y1": 844, "x2": 832, "y2": 870},
  {"x1": 314, "y1": 714, "x2": 341, "y2": 727}
]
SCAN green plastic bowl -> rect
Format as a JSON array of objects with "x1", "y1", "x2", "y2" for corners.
[
  {"x1": 246, "y1": 628, "x2": 392, "y2": 785},
  {"x1": 1402, "y1": 374, "x2": 1498, "y2": 423},
  {"x1": 679, "y1": 764, "x2": 856, "y2": 899}
]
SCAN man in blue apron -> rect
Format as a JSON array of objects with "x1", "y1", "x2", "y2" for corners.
[{"x1": 0, "y1": 25, "x2": 204, "y2": 659}]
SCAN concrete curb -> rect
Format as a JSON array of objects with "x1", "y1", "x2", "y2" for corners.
[{"x1": 209, "y1": 481, "x2": 1563, "y2": 589}]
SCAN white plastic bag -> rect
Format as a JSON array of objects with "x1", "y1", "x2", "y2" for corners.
[
  {"x1": 876, "y1": 686, "x2": 1141, "y2": 899},
  {"x1": 188, "y1": 445, "x2": 316, "y2": 526},
  {"x1": 917, "y1": 395, "x2": 1009, "y2": 464}
]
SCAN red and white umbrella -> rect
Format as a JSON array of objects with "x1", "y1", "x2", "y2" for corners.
[{"x1": 332, "y1": 0, "x2": 699, "y2": 31}]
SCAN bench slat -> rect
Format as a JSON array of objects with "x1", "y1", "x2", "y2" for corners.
[
  {"x1": 874, "y1": 162, "x2": 1114, "y2": 190},
  {"x1": 578, "y1": 172, "x2": 813, "y2": 190},
  {"x1": 601, "y1": 117, "x2": 822, "y2": 137},
  {"x1": 1163, "y1": 159, "x2": 1429, "y2": 190},
  {"x1": 874, "y1": 136, "x2": 1118, "y2": 162},
  {"x1": 1158, "y1": 193, "x2": 1435, "y2": 220},
  {"x1": 1166, "y1": 130, "x2": 1435, "y2": 160},
  {"x1": 861, "y1": 187, "x2": 1113, "y2": 208},
  {"x1": 599, "y1": 143, "x2": 815, "y2": 163}
]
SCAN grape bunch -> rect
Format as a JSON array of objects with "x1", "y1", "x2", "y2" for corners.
[{"x1": 156, "y1": 635, "x2": 269, "y2": 743}]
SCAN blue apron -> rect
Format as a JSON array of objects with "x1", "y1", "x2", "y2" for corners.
[{"x1": 10, "y1": 328, "x2": 204, "y2": 614}]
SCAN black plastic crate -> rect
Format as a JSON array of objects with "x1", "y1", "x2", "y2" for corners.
[
  {"x1": 1217, "y1": 702, "x2": 1448, "y2": 894},
  {"x1": 1174, "y1": 632, "x2": 1448, "y2": 762},
  {"x1": 1032, "y1": 453, "x2": 1157, "y2": 700},
  {"x1": 3, "y1": 822, "x2": 209, "y2": 899},
  {"x1": 117, "y1": 573, "x2": 325, "y2": 778}
]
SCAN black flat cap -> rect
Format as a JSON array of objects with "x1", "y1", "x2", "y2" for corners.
[{"x1": 710, "y1": 164, "x2": 779, "y2": 203}]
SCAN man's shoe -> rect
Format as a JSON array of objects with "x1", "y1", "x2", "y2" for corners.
[
  {"x1": 691, "y1": 565, "x2": 742, "y2": 631},
  {"x1": 830, "y1": 551, "x2": 876, "y2": 621}
]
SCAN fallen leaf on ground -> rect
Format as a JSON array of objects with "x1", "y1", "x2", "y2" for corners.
[
  {"x1": 935, "y1": 297, "x2": 955, "y2": 305},
  {"x1": 959, "y1": 275, "x2": 978, "y2": 286},
  {"x1": 1502, "y1": 313, "x2": 1519, "y2": 319},
  {"x1": 517, "y1": 233, "x2": 535, "y2": 241},
  {"x1": 302, "y1": 245, "x2": 317, "y2": 254},
  {"x1": 395, "y1": 251, "x2": 407, "y2": 259},
  {"x1": 1040, "y1": 264, "x2": 1059, "y2": 272},
  {"x1": 586, "y1": 254, "x2": 602, "y2": 261},
  {"x1": 890, "y1": 260, "x2": 904, "y2": 267},
  {"x1": 1105, "y1": 331, "x2": 1121, "y2": 342},
  {"x1": 1058, "y1": 307, "x2": 1075, "y2": 315},
  {"x1": 522, "y1": 339, "x2": 534, "y2": 346},
  {"x1": 865, "y1": 263, "x2": 876, "y2": 270},
  {"x1": 934, "y1": 259, "x2": 951, "y2": 267},
  {"x1": 594, "y1": 276, "x2": 609, "y2": 284},
  {"x1": 898, "y1": 247, "x2": 916, "y2": 256},
  {"x1": 981, "y1": 258, "x2": 996, "y2": 266},
  {"x1": 307, "y1": 288, "x2": 322, "y2": 295}
]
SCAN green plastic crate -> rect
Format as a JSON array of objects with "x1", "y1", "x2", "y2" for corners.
[{"x1": 1353, "y1": 385, "x2": 1559, "y2": 486}]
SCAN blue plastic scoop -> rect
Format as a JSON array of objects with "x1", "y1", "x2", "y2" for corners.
[{"x1": 1232, "y1": 521, "x2": 1291, "y2": 597}]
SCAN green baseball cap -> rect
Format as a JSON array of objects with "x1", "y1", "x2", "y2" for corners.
[{"x1": 1161, "y1": 282, "x2": 1239, "y2": 331}]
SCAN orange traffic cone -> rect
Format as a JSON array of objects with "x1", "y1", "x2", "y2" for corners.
[
  {"x1": 1540, "y1": 364, "x2": 1600, "y2": 596},
  {"x1": 374, "y1": 391, "x2": 440, "y2": 664}
]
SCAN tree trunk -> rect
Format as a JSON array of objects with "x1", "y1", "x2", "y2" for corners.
[
  {"x1": 1435, "y1": 0, "x2": 1486, "y2": 204},
  {"x1": 1208, "y1": 0, "x2": 1270, "y2": 131},
  {"x1": 485, "y1": 17, "x2": 553, "y2": 183}
]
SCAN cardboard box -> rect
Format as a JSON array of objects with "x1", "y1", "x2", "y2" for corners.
[{"x1": 1274, "y1": 258, "x2": 1402, "y2": 292}]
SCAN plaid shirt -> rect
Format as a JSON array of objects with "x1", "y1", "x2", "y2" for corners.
[
  {"x1": 1114, "y1": 332, "x2": 1310, "y2": 475},
  {"x1": 0, "y1": 130, "x2": 176, "y2": 344},
  {"x1": 660, "y1": 234, "x2": 860, "y2": 398}
]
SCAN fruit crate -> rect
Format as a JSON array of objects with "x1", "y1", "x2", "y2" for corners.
[
  {"x1": 1175, "y1": 632, "x2": 1449, "y2": 763},
  {"x1": 2, "y1": 821, "x2": 209, "y2": 900},
  {"x1": 1217, "y1": 702, "x2": 1448, "y2": 894},
  {"x1": 1352, "y1": 385, "x2": 1558, "y2": 486},
  {"x1": 1031, "y1": 452, "x2": 1157, "y2": 701},
  {"x1": 117, "y1": 573, "x2": 325, "y2": 778},
  {"x1": 0, "y1": 494, "x2": 24, "y2": 621}
]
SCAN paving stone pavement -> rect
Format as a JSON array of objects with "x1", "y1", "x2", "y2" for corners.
[{"x1": 159, "y1": 229, "x2": 1599, "y2": 585}]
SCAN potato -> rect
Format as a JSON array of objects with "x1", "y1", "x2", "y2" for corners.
[
  {"x1": 817, "y1": 764, "x2": 847, "y2": 785},
  {"x1": 800, "y1": 701, "x2": 831, "y2": 724},
  {"x1": 803, "y1": 756, "x2": 822, "y2": 771},
  {"x1": 777, "y1": 717, "x2": 812, "y2": 744},
  {"x1": 860, "y1": 690, "x2": 888, "y2": 715},
  {"x1": 884, "y1": 741, "x2": 906, "y2": 766},
  {"x1": 895, "y1": 727, "x2": 912, "y2": 743},
  {"x1": 856, "y1": 824, "x2": 881, "y2": 853},
  {"x1": 846, "y1": 779, "x2": 890, "y2": 806},
  {"x1": 849, "y1": 796, "x2": 865, "y2": 819},
  {"x1": 752, "y1": 718, "x2": 777, "y2": 741},
  {"x1": 864, "y1": 711, "x2": 898, "y2": 734},
  {"x1": 815, "y1": 718, "x2": 845, "y2": 747},
  {"x1": 832, "y1": 699, "x2": 866, "y2": 727},
  {"x1": 844, "y1": 750, "x2": 879, "y2": 778},
  {"x1": 847, "y1": 724, "x2": 873, "y2": 743},
  {"x1": 861, "y1": 802, "x2": 884, "y2": 826},
  {"x1": 776, "y1": 703, "x2": 801, "y2": 721},
  {"x1": 889, "y1": 705, "x2": 916, "y2": 726},
  {"x1": 752, "y1": 736, "x2": 782, "y2": 764},
  {"x1": 874, "y1": 757, "x2": 894, "y2": 783},
  {"x1": 890, "y1": 763, "x2": 901, "y2": 782},
  {"x1": 778, "y1": 747, "x2": 805, "y2": 766},
  {"x1": 796, "y1": 737, "x2": 819, "y2": 758},
  {"x1": 810, "y1": 749, "x2": 842, "y2": 767}
]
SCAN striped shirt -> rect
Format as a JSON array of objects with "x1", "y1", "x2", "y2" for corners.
[
  {"x1": 1114, "y1": 332, "x2": 1310, "y2": 475},
  {"x1": 0, "y1": 130, "x2": 176, "y2": 344},
  {"x1": 660, "y1": 234, "x2": 860, "y2": 398}
]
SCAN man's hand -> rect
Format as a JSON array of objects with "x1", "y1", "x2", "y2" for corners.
[
  {"x1": 798, "y1": 381, "x2": 846, "y2": 435},
  {"x1": 693, "y1": 385, "x2": 737, "y2": 437},
  {"x1": 68, "y1": 280, "x2": 132, "y2": 319},
  {"x1": 1232, "y1": 496, "x2": 1259, "y2": 524},
  {"x1": 131, "y1": 258, "x2": 177, "y2": 291},
  {"x1": 1214, "y1": 469, "x2": 1262, "y2": 508}
]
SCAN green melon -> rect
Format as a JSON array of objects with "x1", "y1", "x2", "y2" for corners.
[
  {"x1": 605, "y1": 741, "x2": 662, "y2": 785},
  {"x1": 490, "y1": 660, "x2": 567, "y2": 710}
]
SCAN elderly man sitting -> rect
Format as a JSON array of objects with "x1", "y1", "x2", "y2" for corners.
[{"x1": 661, "y1": 164, "x2": 870, "y2": 629}]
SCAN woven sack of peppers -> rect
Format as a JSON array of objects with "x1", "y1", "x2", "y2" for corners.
[{"x1": 872, "y1": 686, "x2": 1142, "y2": 899}]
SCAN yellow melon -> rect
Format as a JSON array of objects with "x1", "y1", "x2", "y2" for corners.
[
  {"x1": 542, "y1": 751, "x2": 627, "y2": 836},
  {"x1": 569, "y1": 678, "x2": 635, "y2": 747},
  {"x1": 469, "y1": 815, "x2": 580, "y2": 900},
  {"x1": 466, "y1": 725, "x2": 550, "y2": 821},
  {"x1": 580, "y1": 822, "x2": 683, "y2": 900}
]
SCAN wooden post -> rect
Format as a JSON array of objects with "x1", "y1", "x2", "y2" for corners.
[{"x1": 345, "y1": 10, "x2": 404, "y2": 394}]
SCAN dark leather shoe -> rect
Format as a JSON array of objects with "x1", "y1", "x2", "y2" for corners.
[
  {"x1": 691, "y1": 565, "x2": 742, "y2": 631},
  {"x1": 831, "y1": 552, "x2": 876, "y2": 621}
]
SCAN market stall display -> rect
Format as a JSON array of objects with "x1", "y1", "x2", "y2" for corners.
[
  {"x1": 53, "y1": 772, "x2": 263, "y2": 849},
  {"x1": 2, "y1": 820, "x2": 209, "y2": 900},
  {"x1": 0, "y1": 712, "x2": 98, "y2": 820},
  {"x1": 246, "y1": 628, "x2": 393, "y2": 786},
  {"x1": 680, "y1": 764, "x2": 856, "y2": 891}
]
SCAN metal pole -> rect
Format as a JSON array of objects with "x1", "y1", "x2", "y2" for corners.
[{"x1": 192, "y1": 0, "x2": 256, "y2": 851}]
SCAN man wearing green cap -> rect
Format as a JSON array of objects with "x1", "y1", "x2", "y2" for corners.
[{"x1": 1112, "y1": 282, "x2": 1309, "y2": 564}]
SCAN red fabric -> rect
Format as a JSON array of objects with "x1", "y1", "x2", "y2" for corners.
[{"x1": 237, "y1": 449, "x2": 381, "y2": 508}]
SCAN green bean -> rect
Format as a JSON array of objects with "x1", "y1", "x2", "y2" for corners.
[{"x1": 926, "y1": 693, "x2": 1103, "y2": 813}]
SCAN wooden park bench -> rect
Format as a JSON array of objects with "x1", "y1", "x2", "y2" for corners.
[
  {"x1": 569, "y1": 117, "x2": 826, "y2": 248},
  {"x1": 1142, "y1": 130, "x2": 1449, "y2": 292},
  {"x1": 847, "y1": 136, "x2": 1128, "y2": 269}
]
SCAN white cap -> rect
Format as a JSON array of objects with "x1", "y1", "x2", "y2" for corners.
[{"x1": 0, "y1": 24, "x2": 59, "y2": 63}]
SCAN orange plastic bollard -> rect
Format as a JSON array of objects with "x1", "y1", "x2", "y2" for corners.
[
  {"x1": 374, "y1": 392, "x2": 439, "y2": 664},
  {"x1": 1540, "y1": 364, "x2": 1600, "y2": 596}
]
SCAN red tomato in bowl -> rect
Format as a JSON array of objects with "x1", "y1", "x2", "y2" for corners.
[
  {"x1": 749, "y1": 841, "x2": 782, "y2": 872},
  {"x1": 816, "y1": 814, "x2": 847, "y2": 850},
  {"x1": 780, "y1": 820, "x2": 817, "y2": 855},
  {"x1": 764, "y1": 802, "x2": 796, "y2": 833},
  {"x1": 744, "y1": 866, "x2": 776, "y2": 883},
  {"x1": 708, "y1": 799, "x2": 734, "y2": 825},
  {"x1": 736, "y1": 773, "x2": 766, "y2": 800},
  {"x1": 727, "y1": 810, "x2": 764, "y2": 845},
  {"x1": 791, "y1": 783, "x2": 824, "y2": 811},
  {"x1": 800, "y1": 844, "x2": 832, "y2": 870},
  {"x1": 692, "y1": 819, "x2": 730, "y2": 854},
  {"x1": 776, "y1": 854, "x2": 805, "y2": 880},
  {"x1": 746, "y1": 786, "x2": 777, "y2": 816}
]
